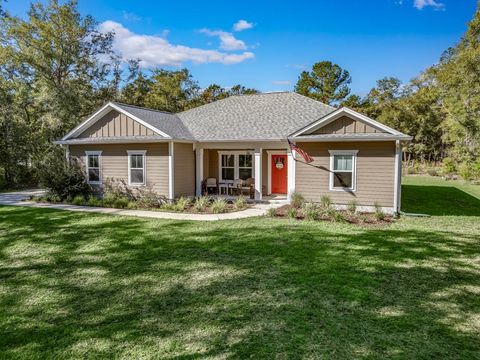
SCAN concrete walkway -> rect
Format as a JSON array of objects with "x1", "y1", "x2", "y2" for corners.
[{"x1": 0, "y1": 190, "x2": 283, "y2": 221}]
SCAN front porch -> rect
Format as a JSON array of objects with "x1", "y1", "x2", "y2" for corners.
[{"x1": 194, "y1": 142, "x2": 296, "y2": 202}]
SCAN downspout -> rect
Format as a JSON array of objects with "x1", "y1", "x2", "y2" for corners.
[{"x1": 393, "y1": 140, "x2": 402, "y2": 215}]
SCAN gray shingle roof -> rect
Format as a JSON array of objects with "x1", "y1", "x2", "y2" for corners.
[
  {"x1": 176, "y1": 92, "x2": 335, "y2": 141},
  {"x1": 112, "y1": 102, "x2": 194, "y2": 140}
]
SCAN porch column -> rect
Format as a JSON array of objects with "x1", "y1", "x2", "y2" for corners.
[
  {"x1": 196, "y1": 148, "x2": 204, "y2": 196},
  {"x1": 254, "y1": 148, "x2": 262, "y2": 201},
  {"x1": 287, "y1": 148, "x2": 296, "y2": 201}
]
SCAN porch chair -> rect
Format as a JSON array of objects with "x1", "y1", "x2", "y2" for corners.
[
  {"x1": 232, "y1": 179, "x2": 244, "y2": 195},
  {"x1": 205, "y1": 178, "x2": 217, "y2": 194},
  {"x1": 240, "y1": 177, "x2": 255, "y2": 198}
]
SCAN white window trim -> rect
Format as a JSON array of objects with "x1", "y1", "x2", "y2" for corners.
[
  {"x1": 85, "y1": 151, "x2": 102, "y2": 184},
  {"x1": 217, "y1": 151, "x2": 254, "y2": 181},
  {"x1": 127, "y1": 150, "x2": 147, "y2": 186},
  {"x1": 328, "y1": 150, "x2": 358, "y2": 192}
]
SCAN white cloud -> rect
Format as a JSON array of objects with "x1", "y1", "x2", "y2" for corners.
[
  {"x1": 122, "y1": 11, "x2": 141, "y2": 22},
  {"x1": 414, "y1": 0, "x2": 445, "y2": 10},
  {"x1": 99, "y1": 21, "x2": 254, "y2": 67},
  {"x1": 200, "y1": 29, "x2": 247, "y2": 51},
  {"x1": 233, "y1": 20, "x2": 254, "y2": 32},
  {"x1": 272, "y1": 80, "x2": 291, "y2": 86}
]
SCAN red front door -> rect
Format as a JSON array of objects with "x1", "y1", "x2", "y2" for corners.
[{"x1": 271, "y1": 154, "x2": 288, "y2": 194}]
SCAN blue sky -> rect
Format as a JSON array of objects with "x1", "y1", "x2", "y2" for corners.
[{"x1": 5, "y1": 0, "x2": 478, "y2": 95}]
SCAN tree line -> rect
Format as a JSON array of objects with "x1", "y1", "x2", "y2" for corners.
[
  {"x1": 295, "y1": 8, "x2": 480, "y2": 177},
  {"x1": 1, "y1": 0, "x2": 479, "y2": 189}
]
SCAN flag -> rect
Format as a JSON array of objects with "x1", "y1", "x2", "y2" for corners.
[{"x1": 288, "y1": 138, "x2": 314, "y2": 164}]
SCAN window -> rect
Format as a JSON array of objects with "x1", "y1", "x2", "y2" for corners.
[
  {"x1": 128, "y1": 150, "x2": 146, "y2": 185},
  {"x1": 221, "y1": 154, "x2": 235, "y2": 181},
  {"x1": 329, "y1": 150, "x2": 358, "y2": 191},
  {"x1": 85, "y1": 151, "x2": 101, "y2": 184},
  {"x1": 219, "y1": 152, "x2": 253, "y2": 181},
  {"x1": 238, "y1": 154, "x2": 253, "y2": 180}
]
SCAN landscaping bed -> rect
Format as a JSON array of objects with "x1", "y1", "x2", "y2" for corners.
[
  {"x1": 29, "y1": 193, "x2": 251, "y2": 214},
  {"x1": 266, "y1": 193, "x2": 394, "y2": 226}
]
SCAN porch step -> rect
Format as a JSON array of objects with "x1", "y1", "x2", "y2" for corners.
[{"x1": 259, "y1": 199, "x2": 289, "y2": 205}]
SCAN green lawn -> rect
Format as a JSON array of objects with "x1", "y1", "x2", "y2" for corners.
[
  {"x1": 1, "y1": 176, "x2": 479, "y2": 359},
  {"x1": 402, "y1": 175, "x2": 480, "y2": 216}
]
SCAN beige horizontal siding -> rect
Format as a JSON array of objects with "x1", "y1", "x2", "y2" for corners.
[
  {"x1": 79, "y1": 110, "x2": 155, "y2": 138},
  {"x1": 174, "y1": 143, "x2": 195, "y2": 197},
  {"x1": 311, "y1": 116, "x2": 384, "y2": 135},
  {"x1": 70, "y1": 143, "x2": 169, "y2": 196},
  {"x1": 295, "y1": 141, "x2": 395, "y2": 207}
]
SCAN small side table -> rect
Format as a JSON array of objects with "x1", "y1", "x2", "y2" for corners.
[{"x1": 218, "y1": 182, "x2": 229, "y2": 195}]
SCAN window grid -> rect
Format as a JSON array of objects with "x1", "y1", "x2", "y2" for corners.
[
  {"x1": 127, "y1": 151, "x2": 146, "y2": 186},
  {"x1": 328, "y1": 151, "x2": 357, "y2": 192}
]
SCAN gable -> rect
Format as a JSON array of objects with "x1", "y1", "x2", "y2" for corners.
[
  {"x1": 291, "y1": 107, "x2": 404, "y2": 138},
  {"x1": 309, "y1": 116, "x2": 386, "y2": 135},
  {"x1": 79, "y1": 110, "x2": 156, "y2": 138}
]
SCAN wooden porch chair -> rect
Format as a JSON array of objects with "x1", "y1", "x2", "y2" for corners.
[
  {"x1": 232, "y1": 179, "x2": 243, "y2": 195},
  {"x1": 205, "y1": 178, "x2": 217, "y2": 194},
  {"x1": 240, "y1": 177, "x2": 255, "y2": 198}
]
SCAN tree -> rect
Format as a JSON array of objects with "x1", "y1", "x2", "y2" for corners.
[
  {"x1": 339, "y1": 94, "x2": 370, "y2": 112},
  {"x1": 119, "y1": 73, "x2": 153, "y2": 108},
  {"x1": 142, "y1": 69, "x2": 200, "y2": 113},
  {"x1": 0, "y1": 0, "x2": 119, "y2": 188},
  {"x1": 228, "y1": 84, "x2": 259, "y2": 96},
  {"x1": 294, "y1": 61, "x2": 351, "y2": 105},
  {"x1": 434, "y1": 5, "x2": 480, "y2": 160}
]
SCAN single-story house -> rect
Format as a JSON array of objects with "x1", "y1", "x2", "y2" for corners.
[{"x1": 56, "y1": 92, "x2": 412, "y2": 213}]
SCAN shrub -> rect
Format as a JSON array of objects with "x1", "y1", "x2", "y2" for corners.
[
  {"x1": 127, "y1": 202, "x2": 137, "y2": 209},
  {"x1": 211, "y1": 198, "x2": 227, "y2": 214},
  {"x1": 287, "y1": 207, "x2": 298, "y2": 219},
  {"x1": 113, "y1": 197, "x2": 130, "y2": 209},
  {"x1": 103, "y1": 179, "x2": 167, "y2": 208},
  {"x1": 193, "y1": 196, "x2": 210, "y2": 212},
  {"x1": 331, "y1": 210, "x2": 345, "y2": 223},
  {"x1": 234, "y1": 196, "x2": 248, "y2": 210},
  {"x1": 427, "y1": 169, "x2": 438, "y2": 177},
  {"x1": 173, "y1": 196, "x2": 191, "y2": 212},
  {"x1": 87, "y1": 197, "x2": 102, "y2": 207},
  {"x1": 374, "y1": 202, "x2": 385, "y2": 221},
  {"x1": 458, "y1": 161, "x2": 480, "y2": 181},
  {"x1": 290, "y1": 192, "x2": 305, "y2": 208},
  {"x1": 102, "y1": 192, "x2": 118, "y2": 206},
  {"x1": 320, "y1": 195, "x2": 332, "y2": 209},
  {"x1": 302, "y1": 202, "x2": 319, "y2": 221},
  {"x1": 135, "y1": 187, "x2": 168, "y2": 208},
  {"x1": 37, "y1": 149, "x2": 92, "y2": 201},
  {"x1": 160, "y1": 202, "x2": 176, "y2": 211},
  {"x1": 347, "y1": 200, "x2": 357, "y2": 214},
  {"x1": 442, "y1": 157, "x2": 457, "y2": 174},
  {"x1": 266, "y1": 207, "x2": 277, "y2": 217},
  {"x1": 71, "y1": 195, "x2": 87, "y2": 206},
  {"x1": 45, "y1": 193, "x2": 62, "y2": 203}
]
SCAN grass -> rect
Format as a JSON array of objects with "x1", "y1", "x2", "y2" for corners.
[
  {"x1": 402, "y1": 175, "x2": 480, "y2": 216},
  {"x1": 0, "y1": 175, "x2": 479, "y2": 358}
]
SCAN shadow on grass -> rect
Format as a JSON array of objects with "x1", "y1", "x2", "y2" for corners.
[
  {"x1": 402, "y1": 184, "x2": 480, "y2": 216},
  {"x1": 0, "y1": 206, "x2": 479, "y2": 358}
]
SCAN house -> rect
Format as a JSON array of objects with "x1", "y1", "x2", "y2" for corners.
[{"x1": 56, "y1": 92, "x2": 412, "y2": 213}]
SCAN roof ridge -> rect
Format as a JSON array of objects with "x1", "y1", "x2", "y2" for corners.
[{"x1": 112, "y1": 101, "x2": 176, "y2": 116}]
